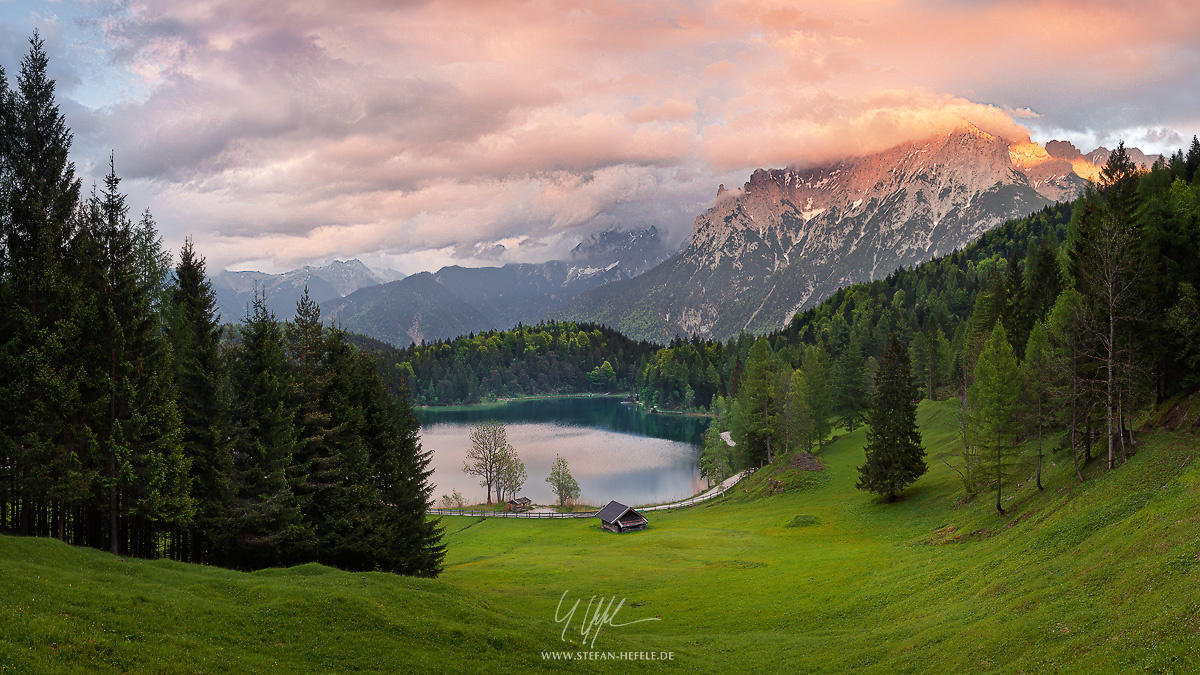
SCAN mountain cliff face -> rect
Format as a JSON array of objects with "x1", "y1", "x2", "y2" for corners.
[
  {"x1": 558, "y1": 126, "x2": 1151, "y2": 342},
  {"x1": 213, "y1": 258, "x2": 390, "y2": 322},
  {"x1": 323, "y1": 227, "x2": 669, "y2": 345}
]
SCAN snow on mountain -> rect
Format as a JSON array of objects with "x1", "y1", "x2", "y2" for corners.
[
  {"x1": 213, "y1": 258, "x2": 388, "y2": 322},
  {"x1": 558, "y1": 127, "x2": 1154, "y2": 342}
]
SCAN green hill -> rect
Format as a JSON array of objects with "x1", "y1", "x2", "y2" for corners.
[{"x1": 4, "y1": 400, "x2": 1198, "y2": 673}]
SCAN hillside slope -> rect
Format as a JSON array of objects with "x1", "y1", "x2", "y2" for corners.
[
  {"x1": 324, "y1": 272, "x2": 494, "y2": 346},
  {"x1": 3, "y1": 401, "x2": 1198, "y2": 673}
]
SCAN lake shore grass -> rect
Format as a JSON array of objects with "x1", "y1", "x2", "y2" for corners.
[{"x1": 4, "y1": 399, "x2": 1199, "y2": 672}]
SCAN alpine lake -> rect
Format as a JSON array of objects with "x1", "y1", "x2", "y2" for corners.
[{"x1": 418, "y1": 396, "x2": 710, "y2": 507}]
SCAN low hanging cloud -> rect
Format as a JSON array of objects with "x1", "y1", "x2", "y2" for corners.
[{"x1": 32, "y1": 0, "x2": 1200, "y2": 272}]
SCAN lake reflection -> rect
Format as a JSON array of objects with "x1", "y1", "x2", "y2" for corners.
[{"x1": 419, "y1": 397, "x2": 710, "y2": 507}]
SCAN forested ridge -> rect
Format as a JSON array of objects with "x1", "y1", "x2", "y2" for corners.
[
  {"x1": 0, "y1": 35, "x2": 443, "y2": 575},
  {"x1": 370, "y1": 322, "x2": 659, "y2": 406},
  {"x1": 693, "y1": 140, "x2": 1200, "y2": 501}
]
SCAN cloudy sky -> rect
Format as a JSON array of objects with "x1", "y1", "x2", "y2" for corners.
[{"x1": 2, "y1": 0, "x2": 1198, "y2": 274}]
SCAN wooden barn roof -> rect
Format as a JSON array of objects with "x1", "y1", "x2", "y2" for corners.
[{"x1": 597, "y1": 500, "x2": 638, "y2": 524}]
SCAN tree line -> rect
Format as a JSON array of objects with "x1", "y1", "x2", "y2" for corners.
[
  {"x1": 0, "y1": 35, "x2": 443, "y2": 575},
  {"x1": 361, "y1": 322, "x2": 656, "y2": 406}
]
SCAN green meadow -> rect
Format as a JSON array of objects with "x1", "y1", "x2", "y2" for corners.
[{"x1": 2, "y1": 400, "x2": 1198, "y2": 673}]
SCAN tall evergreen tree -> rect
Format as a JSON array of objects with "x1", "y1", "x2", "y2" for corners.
[
  {"x1": 801, "y1": 347, "x2": 833, "y2": 452},
  {"x1": 1002, "y1": 257, "x2": 1030, "y2": 358},
  {"x1": 168, "y1": 238, "x2": 233, "y2": 561},
  {"x1": 833, "y1": 332, "x2": 870, "y2": 431},
  {"x1": 731, "y1": 338, "x2": 777, "y2": 466},
  {"x1": 286, "y1": 287, "x2": 337, "y2": 546},
  {"x1": 84, "y1": 155, "x2": 193, "y2": 555},
  {"x1": 971, "y1": 323, "x2": 1022, "y2": 515},
  {"x1": 1069, "y1": 144, "x2": 1144, "y2": 470},
  {"x1": 1023, "y1": 237, "x2": 1062, "y2": 325},
  {"x1": 856, "y1": 334, "x2": 926, "y2": 500},
  {"x1": 1045, "y1": 290, "x2": 1089, "y2": 482},
  {"x1": 228, "y1": 293, "x2": 312, "y2": 567},
  {"x1": 0, "y1": 33, "x2": 87, "y2": 538},
  {"x1": 1023, "y1": 321, "x2": 1052, "y2": 491},
  {"x1": 783, "y1": 369, "x2": 813, "y2": 453}
]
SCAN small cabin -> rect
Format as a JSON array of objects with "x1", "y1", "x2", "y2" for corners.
[
  {"x1": 596, "y1": 500, "x2": 648, "y2": 533},
  {"x1": 506, "y1": 496, "x2": 532, "y2": 512}
]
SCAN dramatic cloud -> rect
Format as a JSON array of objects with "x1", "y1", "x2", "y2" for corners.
[{"x1": 3, "y1": 0, "x2": 1199, "y2": 272}]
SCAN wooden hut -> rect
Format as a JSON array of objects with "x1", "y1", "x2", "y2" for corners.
[
  {"x1": 506, "y1": 496, "x2": 532, "y2": 512},
  {"x1": 596, "y1": 500, "x2": 648, "y2": 533}
]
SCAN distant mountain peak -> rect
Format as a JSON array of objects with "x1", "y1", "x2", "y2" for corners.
[
  {"x1": 321, "y1": 226, "x2": 672, "y2": 345},
  {"x1": 212, "y1": 257, "x2": 391, "y2": 323},
  {"x1": 558, "y1": 128, "x2": 1165, "y2": 342}
]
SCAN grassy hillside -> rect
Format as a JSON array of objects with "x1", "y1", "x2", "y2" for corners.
[{"x1": 4, "y1": 400, "x2": 1199, "y2": 673}]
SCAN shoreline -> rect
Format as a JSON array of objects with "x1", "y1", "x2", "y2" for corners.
[
  {"x1": 417, "y1": 389, "x2": 715, "y2": 415},
  {"x1": 416, "y1": 391, "x2": 629, "y2": 412}
]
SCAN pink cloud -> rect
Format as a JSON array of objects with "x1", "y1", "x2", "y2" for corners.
[{"x1": 68, "y1": 0, "x2": 1200, "y2": 271}]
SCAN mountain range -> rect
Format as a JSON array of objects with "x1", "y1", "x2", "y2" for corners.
[
  {"x1": 321, "y1": 226, "x2": 670, "y2": 346},
  {"x1": 212, "y1": 259, "x2": 397, "y2": 323},
  {"x1": 215, "y1": 129, "x2": 1158, "y2": 346},
  {"x1": 555, "y1": 125, "x2": 1158, "y2": 341}
]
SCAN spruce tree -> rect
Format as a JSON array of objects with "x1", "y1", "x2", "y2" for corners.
[
  {"x1": 801, "y1": 346, "x2": 833, "y2": 452},
  {"x1": 367, "y1": 372, "x2": 445, "y2": 576},
  {"x1": 84, "y1": 155, "x2": 193, "y2": 555},
  {"x1": 856, "y1": 334, "x2": 926, "y2": 500},
  {"x1": 0, "y1": 33, "x2": 87, "y2": 538},
  {"x1": 970, "y1": 323, "x2": 1022, "y2": 515},
  {"x1": 317, "y1": 332, "x2": 387, "y2": 570},
  {"x1": 1023, "y1": 237, "x2": 1061, "y2": 325},
  {"x1": 228, "y1": 293, "x2": 312, "y2": 567},
  {"x1": 168, "y1": 238, "x2": 234, "y2": 561},
  {"x1": 834, "y1": 332, "x2": 870, "y2": 431},
  {"x1": 1023, "y1": 321, "x2": 1052, "y2": 491},
  {"x1": 731, "y1": 338, "x2": 777, "y2": 466},
  {"x1": 784, "y1": 369, "x2": 813, "y2": 453}
]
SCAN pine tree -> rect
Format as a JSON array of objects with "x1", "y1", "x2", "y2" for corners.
[
  {"x1": 1185, "y1": 136, "x2": 1200, "y2": 182},
  {"x1": 1023, "y1": 321, "x2": 1052, "y2": 491},
  {"x1": 362, "y1": 360, "x2": 444, "y2": 576},
  {"x1": 83, "y1": 155, "x2": 193, "y2": 555},
  {"x1": 1045, "y1": 290, "x2": 1089, "y2": 482},
  {"x1": 168, "y1": 238, "x2": 233, "y2": 562},
  {"x1": 833, "y1": 332, "x2": 870, "y2": 431},
  {"x1": 133, "y1": 208, "x2": 172, "y2": 316},
  {"x1": 286, "y1": 287, "x2": 336, "y2": 551},
  {"x1": 228, "y1": 293, "x2": 312, "y2": 567},
  {"x1": 1002, "y1": 257, "x2": 1030, "y2": 358},
  {"x1": 1023, "y1": 237, "x2": 1061, "y2": 325},
  {"x1": 971, "y1": 323, "x2": 1022, "y2": 515},
  {"x1": 1069, "y1": 144, "x2": 1144, "y2": 470},
  {"x1": 783, "y1": 369, "x2": 813, "y2": 453},
  {"x1": 0, "y1": 33, "x2": 88, "y2": 538},
  {"x1": 963, "y1": 270, "x2": 1004, "y2": 379},
  {"x1": 801, "y1": 347, "x2": 832, "y2": 452},
  {"x1": 310, "y1": 331, "x2": 376, "y2": 568},
  {"x1": 731, "y1": 338, "x2": 777, "y2": 466},
  {"x1": 856, "y1": 334, "x2": 925, "y2": 500}
]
